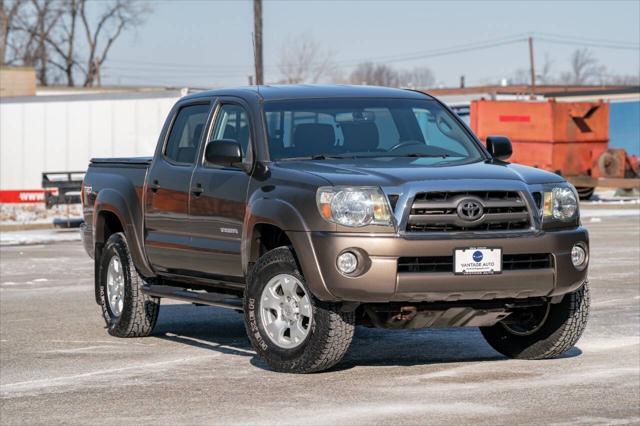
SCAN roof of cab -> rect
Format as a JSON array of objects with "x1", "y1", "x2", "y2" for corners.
[{"x1": 181, "y1": 84, "x2": 434, "y2": 102}]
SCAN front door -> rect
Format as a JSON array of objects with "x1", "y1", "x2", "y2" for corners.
[
  {"x1": 187, "y1": 100, "x2": 253, "y2": 279},
  {"x1": 144, "y1": 100, "x2": 212, "y2": 273}
]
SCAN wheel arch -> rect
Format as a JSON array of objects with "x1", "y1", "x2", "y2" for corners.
[
  {"x1": 242, "y1": 197, "x2": 308, "y2": 273},
  {"x1": 243, "y1": 198, "x2": 335, "y2": 301},
  {"x1": 93, "y1": 189, "x2": 154, "y2": 303}
]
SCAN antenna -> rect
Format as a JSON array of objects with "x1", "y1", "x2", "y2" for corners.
[{"x1": 251, "y1": 32, "x2": 261, "y2": 97}]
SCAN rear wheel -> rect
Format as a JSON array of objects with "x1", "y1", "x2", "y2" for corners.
[
  {"x1": 480, "y1": 282, "x2": 590, "y2": 359},
  {"x1": 98, "y1": 232, "x2": 160, "y2": 337},
  {"x1": 244, "y1": 247, "x2": 355, "y2": 373}
]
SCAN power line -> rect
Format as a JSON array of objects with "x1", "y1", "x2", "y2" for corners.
[
  {"x1": 536, "y1": 37, "x2": 640, "y2": 51},
  {"x1": 108, "y1": 35, "x2": 530, "y2": 74},
  {"x1": 102, "y1": 65, "x2": 249, "y2": 78},
  {"x1": 108, "y1": 59, "x2": 275, "y2": 71},
  {"x1": 531, "y1": 31, "x2": 639, "y2": 48},
  {"x1": 106, "y1": 31, "x2": 638, "y2": 85},
  {"x1": 332, "y1": 35, "x2": 530, "y2": 67},
  {"x1": 103, "y1": 73, "x2": 236, "y2": 86},
  {"x1": 107, "y1": 32, "x2": 637, "y2": 79}
]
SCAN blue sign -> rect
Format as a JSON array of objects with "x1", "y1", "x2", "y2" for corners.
[
  {"x1": 473, "y1": 250, "x2": 483, "y2": 262},
  {"x1": 610, "y1": 101, "x2": 640, "y2": 157}
]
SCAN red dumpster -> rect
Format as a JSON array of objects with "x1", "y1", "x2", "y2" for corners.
[{"x1": 470, "y1": 99, "x2": 609, "y2": 178}]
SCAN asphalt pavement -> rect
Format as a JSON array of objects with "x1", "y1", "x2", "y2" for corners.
[{"x1": 1, "y1": 214, "x2": 639, "y2": 425}]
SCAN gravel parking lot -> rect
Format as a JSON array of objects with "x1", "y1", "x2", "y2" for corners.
[{"x1": 1, "y1": 213, "x2": 639, "y2": 425}]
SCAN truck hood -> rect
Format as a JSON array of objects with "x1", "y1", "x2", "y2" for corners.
[{"x1": 273, "y1": 157, "x2": 565, "y2": 187}]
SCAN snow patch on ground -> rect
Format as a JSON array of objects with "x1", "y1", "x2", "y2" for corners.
[
  {"x1": 580, "y1": 208, "x2": 640, "y2": 218},
  {"x1": 284, "y1": 402, "x2": 505, "y2": 425},
  {"x1": 0, "y1": 204, "x2": 82, "y2": 226},
  {"x1": 0, "y1": 354, "x2": 221, "y2": 397},
  {"x1": 0, "y1": 229, "x2": 81, "y2": 246},
  {"x1": 577, "y1": 337, "x2": 640, "y2": 352},
  {"x1": 590, "y1": 189, "x2": 639, "y2": 203}
]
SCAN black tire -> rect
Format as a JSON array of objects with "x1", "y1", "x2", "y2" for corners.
[
  {"x1": 243, "y1": 247, "x2": 355, "y2": 373},
  {"x1": 576, "y1": 187, "x2": 595, "y2": 200},
  {"x1": 480, "y1": 282, "x2": 590, "y2": 359},
  {"x1": 98, "y1": 232, "x2": 160, "y2": 337}
]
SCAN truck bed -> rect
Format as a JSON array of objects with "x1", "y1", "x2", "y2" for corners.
[{"x1": 82, "y1": 157, "x2": 151, "y2": 263}]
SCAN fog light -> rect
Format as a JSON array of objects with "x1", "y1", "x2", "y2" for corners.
[
  {"x1": 337, "y1": 252, "x2": 358, "y2": 274},
  {"x1": 571, "y1": 244, "x2": 588, "y2": 268}
]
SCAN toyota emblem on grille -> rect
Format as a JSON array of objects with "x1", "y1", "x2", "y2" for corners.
[{"x1": 457, "y1": 199, "x2": 484, "y2": 221}]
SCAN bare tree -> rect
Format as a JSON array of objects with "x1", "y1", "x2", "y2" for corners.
[
  {"x1": 349, "y1": 62, "x2": 399, "y2": 87},
  {"x1": 78, "y1": 0, "x2": 150, "y2": 87},
  {"x1": 399, "y1": 66, "x2": 435, "y2": 89},
  {"x1": 0, "y1": 0, "x2": 25, "y2": 65},
  {"x1": 46, "y1": 0, "x2": 79, "y2": 86},
  {"x1": 563, "y1": 48, "x2": 599, "y2": 85},
  {"x1": 509, "y1": 68, "x2": 530, "y2": 85},
  {"x1": 9, "y1": 0, "x2": 63, "y2": 84},
  {"x1": 606, "y1": 73, "x2": 640, "y2": 85},
  {"x1": 3, "y1": 0, "x2": 150, "y2": 87},
  {"x1": 278, "y1": 34, "x2": 335, "y2": 84},
  {"x1": 537, "y1": 53, "x2": 554, "y2": 84}
]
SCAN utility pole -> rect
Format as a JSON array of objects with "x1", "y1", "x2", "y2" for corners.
[
  {"x1": 253, "y1": 0, "x2": 263, "y2": 85},
  {"x1": 528, "y1": 36, "x2": 536, "y2": 99}
]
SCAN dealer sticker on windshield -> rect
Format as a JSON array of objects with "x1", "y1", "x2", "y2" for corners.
[{"x1": 454, "y1": 247, "x2": 502, "y2": 275}]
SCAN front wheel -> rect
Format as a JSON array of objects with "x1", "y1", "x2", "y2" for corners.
[
  {"x1": 98, "y1": 232, "x2": 160, "y2": 337},
  {"x1": 244, "y1": 247, "x2": 355, "y2": 373},
  {"x1": 480, "y1": 282, "x2": 590, "y2": 359}
]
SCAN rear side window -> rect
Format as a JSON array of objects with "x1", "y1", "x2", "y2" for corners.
[{"x1": 164, "y1": 103, "x2": 210, "y2": 164}]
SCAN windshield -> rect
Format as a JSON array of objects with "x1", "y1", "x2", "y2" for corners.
[{"x1": 264, "y1": 98, "x2": 483, "y2": 164}]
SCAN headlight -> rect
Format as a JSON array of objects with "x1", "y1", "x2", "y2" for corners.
[
  {"x1": 543, "y1": 187, "x2": 578, "y2": 221},
  {"x1": 316, "y1": 186, "x2": 392, "y2": 227},
  {"x1": 542, "y1": 185, "x2": 579, "y2": 226}
]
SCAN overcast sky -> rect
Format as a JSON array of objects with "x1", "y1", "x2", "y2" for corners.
[{"x1": 103, "y1": 0, "x2": 640, "y2": 88}]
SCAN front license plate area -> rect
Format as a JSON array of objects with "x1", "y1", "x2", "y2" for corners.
[{"x1": 454, "y1": 247, "x2": 502, "y2": 275}]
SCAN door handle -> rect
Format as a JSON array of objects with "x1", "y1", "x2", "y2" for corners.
[
  {"x1": 191, "y1": 183, "x2": 204, "y2": 197},
  {"x1": 149, "y1": 179, "x2": 160, "y2": 192}
]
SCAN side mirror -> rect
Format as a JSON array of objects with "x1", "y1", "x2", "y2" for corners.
[
  {"x1": 486, "y1": 136, "x2": 512, "y2": 161},
  {"x1": 205, "y1": 140, "x2": 242, "y2": 167}
]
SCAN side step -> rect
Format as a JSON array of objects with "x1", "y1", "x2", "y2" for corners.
[{"x1": 142, "y1": 284, "x2": 243, "y2": 311}]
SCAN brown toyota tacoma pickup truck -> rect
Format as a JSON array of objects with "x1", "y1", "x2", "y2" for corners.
[{"x1": 81, "y1": 85, "x2": 590, "y2": 373}]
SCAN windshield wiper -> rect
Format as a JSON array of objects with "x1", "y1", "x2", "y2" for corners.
[
  {"x1": 362, "y1": 153, "x2": 454, "y2": 159},
  {"x1": 278, "y1": 153, "x2": 459, "y2": 161},
  {"x1": 278, "y1": 154, "x2": 344, "y2": 161},
  {"x1": 405, "y1": 153, "x2": 451, "y2": 158}
]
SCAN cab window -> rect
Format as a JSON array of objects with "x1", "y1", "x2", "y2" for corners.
[{"x1": 164, "y1": 103, "x2": 210, "y2": 164}]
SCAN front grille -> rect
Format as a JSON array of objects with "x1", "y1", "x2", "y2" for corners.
[
  {"x1": 502, "y1": 253, "x2": 553, "y2": 270},
  {"x1": 397, "y1": 253, "x2": 553, "y2": 273},
  {"x1": 406, "y1": 191, "x2": 531, "y2": 232},
  {"x1": 397, "y1": 256, "x2": 453, "y2": 273}
]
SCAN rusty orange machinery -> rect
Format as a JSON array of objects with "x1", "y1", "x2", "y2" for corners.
[{"x1": 470, "y1": 99, "x2": 639, "y2": 196}]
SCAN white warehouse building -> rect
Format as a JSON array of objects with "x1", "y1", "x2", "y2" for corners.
[{"x1": 0, "y1": 90, "x2": 183, "y2": 196}]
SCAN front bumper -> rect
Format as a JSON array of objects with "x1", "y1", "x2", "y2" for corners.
[{"x1": 288, "y1": 227, "x2": 589, "y2": 302}]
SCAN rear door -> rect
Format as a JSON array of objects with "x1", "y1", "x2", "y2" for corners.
[
  {"x1": 144, "y1": 100, "x2": 212, "y2": 273},
  {"x1": 186, "y1": 99, "x2": 254, "y2": 279}
]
